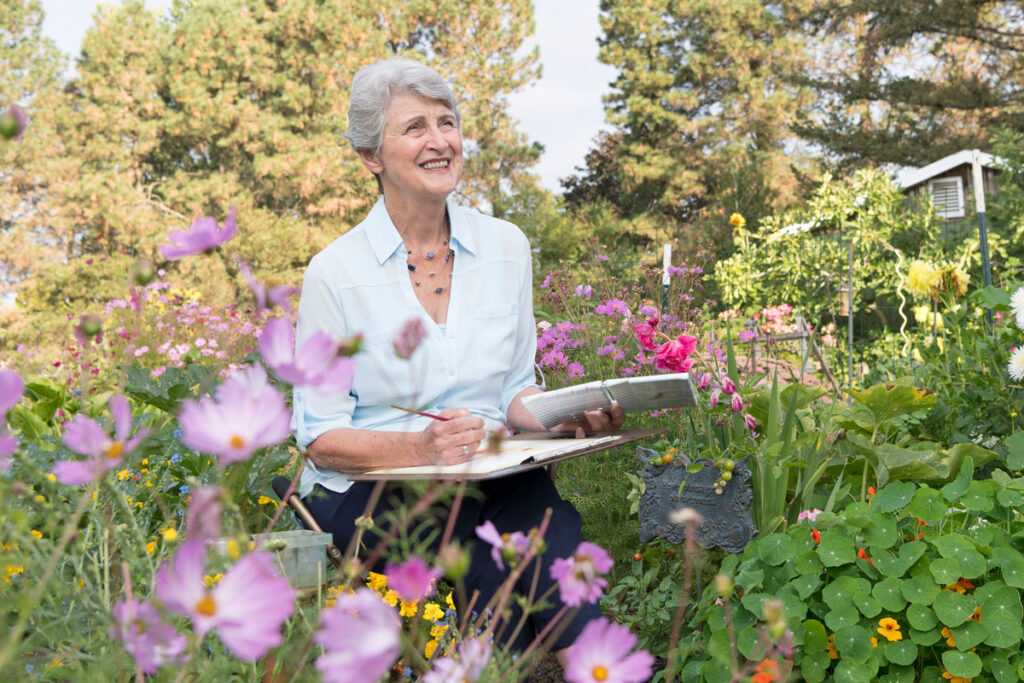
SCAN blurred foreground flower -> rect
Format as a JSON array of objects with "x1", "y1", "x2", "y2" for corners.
[
  {"x1": 160, "y1": 206, "x2": 238, "y2": 259},
  {"x1": 551, "y1": 542, "x2": 614, "y2": 607},
  {"x1": 385, "y1": 556, "x2": 441, "y2": 602},
  {"x1": 475, "y1": 520, "x2": 531, "y2": 570},
  {"x1": 110, "y1": 598, "x2": 187, "y2": 674},
  {"x1": 315, "y1": 587, "x2": 401, "y2": 683},
  {"x1": 393, "y1": 317, "x2": 428, "y2": 359},
  {"x1": 0, "y1": 104, "x2": 27, "y2": 141},
  {"x1": 259, "y1": 317, "x2": 354, "y2": 392},
  {"x1": 178, "y1": 365, "x2": 290, "y2": 464},
  {"x1": 155, "y1": 539, "x2": 296, "y2": 661},
  {"x1": 185, "y1": 485, "x2": 222, "y2": 541},
  {"x1": 0, "y1": 369, "x2": 24, "y2": 469},
  {"x1": 53, "y1": 395, "x2": 147, "y2": 485},
  {"x1": 564, "y1": 618, "x2": 654, "y2": 683},
  {"x1": 236, "y1": 258, "x2": 298, "y2": 316},
  {"x1": 423, "y1": 637, "x2": 491, "y2": 683}
]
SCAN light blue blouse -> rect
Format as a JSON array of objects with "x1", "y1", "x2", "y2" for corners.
[{"x1": 291, "y1": 197, "x2": 539, "y2": 496}]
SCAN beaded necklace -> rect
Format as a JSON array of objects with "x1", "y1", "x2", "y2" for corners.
[{"x1": 405, "y1": 214, "x2": 454, "y2": 294}]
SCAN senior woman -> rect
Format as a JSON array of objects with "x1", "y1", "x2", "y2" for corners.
[{"x1": 291, "y1": 57, "x2": 624, "y2": 654}]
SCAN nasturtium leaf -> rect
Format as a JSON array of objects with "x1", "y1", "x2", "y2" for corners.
[
  {"x1": 1006, "y1": 431, "x2": 1024, "y2": 470},
  {"x1": 758, "y1": 533, "x2": 796, "y2": 565},
  {"x1": 834, "y1": 624, "x2": 873, "y2": 663},
  {"x1": 706, "y1": 628, "x2": 732, "y2": 665},
  {"x1": 973, "y1": 578, "x2": 1006, "y2": 604},
  {"x1": 933, "y1": 590, "x2": 976, "y2": 627},
  {"x1": 701, "y1": 658, "x2": 731, "y2": 683},
  {"x1": 801, "y1": 650, "x2": 831, "y2": 683},
  {"x1": 957, "y1": 550, "x2": 987, "y2": 579},
  {"x1": 909, "y1": 488, "x2": 946, "y2": 522},
  {"x1": 833, "y1": 656, "x2": 879, "y2": 683},
  {"x1": 811, "y1": 511, "x2": 842, "y2": 529},
  {"x1": 902, "y1": 574, "x2": 940, "y2": 605},
  {"x1": 883, "y1": 640, "x2": 917, "y2": 666},
  {"x1": 941, "y1": 650, "x2": 983, "y2": 678},
  {"x1": 919, "y1": 666, "x2": 945, "y2": 683},
  {"x1": 707, "y1": 604, "x2": 727, "y2": 631},
  {"x1": 997, "y1": 488, "x2": 1024, "y2": 508},
  {"x1": 782, "y1": 592, "x2": 808, "y2": 624},
  {"x1": 962, "y1": 480, "x2": 995, "y2": 512},
  {"x1": 934, "y1": 533, "x2": 974, "y2": 559},
  {"x1": 791, "y1": 573, "x2": 822, "y2": 599},
  {"x1": 991, "y1": 549, "x2": 1024, "y2": 588},
  {"x1": 982, "y1": 615, "x2": 1023, "y2": 649},
  {"x1": 802, "y1": 619, "x2": 828, "y2": 652},
  {"x1": 907, "y1": 604, "x2": 938, "y2": 630},
  {"x1": 940, "y1": 455, "x2": 973, "y2": 501},
  {"x1": 872, "y1": 481, "x2": 916, "y2": 512},
  {"x1": 740, "y1": 592, "x2": 766, "y2": 619},
  {"x1": 844, "y1": 501, "x2": 870, "y2": 518},
  {"x1": 737, "y1": 626, "x2": 759, "y2": 659},
  {"x1": 852, "y1": 593, "x2": 881, "y2": 618},
  {"x1": 863, "y1": 516, "x2": 897, "y2": 548},
  {"x1": 825, "y1": 605, "x2": 860, "y2": 632},
  {"x1": 909, "y1": 627, "x2": 941, "y2": 646},
  {"x1": 872, "y1": 551, "x2": 903, "y2": 578},
  {"x1": 981, "y1": 586, "x2": 1023, "y2": 621},
  {"x1": 928, "y1": 557, "x2": 961, "y2": 585},
  {"x1": 823, "y1": 576, "x2": 865, "y2": 609},
  {"x1": 985, "y1": 652, "x2": 1018, "y2": 683},
  {"x1": 794, "y1": 550, "x2": 824, "y2": 576},
  {"x1": 817, "y1": 534, "x2": 856, "y2": 567},
  {"x1": 899, "y1": 540, "x2": 927, "y2": 568},
  {"x1": 879, "y1": 665, "x2": 917, "y2": 683},
  {"x1": 872, "y1": 578, "x2": 907, "y2": 612},
  {"x1": 950, "y1": 620, "x2": 988, "y2": 650}
]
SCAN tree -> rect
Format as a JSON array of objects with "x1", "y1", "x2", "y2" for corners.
[{"x1": 792, "y1": 0, "x2": 1024, "y2": 167}]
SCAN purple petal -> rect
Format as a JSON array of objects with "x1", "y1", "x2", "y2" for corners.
[
  {"x1": 0, "y1": 369, "x2": 24, "y2": 415},
  {"x1": 259, "y1": 317, "x2": 296, "y2": 370},
  {"x1": 212, "y1": 550, "x2": 295, "y2": 661},
  {"x1": 52, "y1": 460, "x2": 97, "y2": 485},
  {"x1": 62, "y1": 415, "x2": 107, "y2": 457},
  {"x1": 108, "y1": 394, "x2": 132, "y2": 443},
  {"x1": 155, "y1": 539, "x2": 209, "y2": 632}
]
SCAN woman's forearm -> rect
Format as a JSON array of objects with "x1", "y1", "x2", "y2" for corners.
[
  {"x1": 305, "y1": 428, "x2": 423, "y2": 473},
  {"x1": 505, "y1": 386, "x2": 546, "y2": 432}
]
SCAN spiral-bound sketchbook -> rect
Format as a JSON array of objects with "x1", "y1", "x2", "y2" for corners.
[{"x1": 521, "y1": 373, "x2": 697, "y2": 429}]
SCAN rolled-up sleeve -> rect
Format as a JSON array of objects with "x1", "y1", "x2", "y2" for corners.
[
  {"x1": 500, "y1": 232, "x2": 540, "y2": 415},
  {"x1": 291, "y1": 255, "x2": 357, "y2": 450}
]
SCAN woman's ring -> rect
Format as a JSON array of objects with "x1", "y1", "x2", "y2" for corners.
[{"x1": 462, "y1": 445, "x2": 469, "y2": 457}]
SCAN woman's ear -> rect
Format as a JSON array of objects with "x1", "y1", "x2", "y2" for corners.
[{"x1": 358, "y1": 148, "x2": 384, "y2": 175}]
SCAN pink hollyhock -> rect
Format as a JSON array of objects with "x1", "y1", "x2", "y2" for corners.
[
  {"x1": 236, "y1": 258, "x2": 298, "y2": 316},
  {"x1": 423, "y1": 637, "x2": 491, "y2": 682},
  {"x1": 696, "y1": 373, "x2": 711, "y2": 391},
  {"x1": 709, "y1": 388, "x2": 721, "y2": 408},
  {"x1": 550, "y1": 542, "x2": 614, "y2": 607},
  {"x1": 155, "y1": 539, "x2": 296, "y2": 661},
  {"x1": 53, "y1": 395, "x2": 147, "y2": 485},
  {"x1": 385, "y1": 556, "x2": 441, "y2": 602},
  {"x1": 731, "y1": 393, "x2": 743, "y2": 413},
  {"x1": 633, "y1": 318, "x2": 660, "y2": 352},
  {"x1": 110, "y1": 598, "x2": 187, "y2": 674},
  {"x1": 722, "y1": 377, "x2": 737, "y2": 395},
  {"x1": 315, "y1": 587, "x2": 401, "y2": 683},
  {"x1": 654, "y1": 335, "x2": 697, "y2": 373},
  {"x1": 743, "y1": 413, "x2": 757, "y2": 430},
  {"x1": 475, "y1": 520, "x2": 531, "y2": 570},
  {"x1": 258, "y1": 317, "x2": 354, "y2": 392},
  {"x1": 185, "y1": 485, "x2": 222, "y2": 541},
  {"x1": 178, "y1": 365, "x2": 290, "y2": 465},
  {"x1": 565, "y1": 618, "x2": 654, "y2": 683},
  {"x1": 160, "y1": 206, "x2": 238, "y2": 260},
  {"x1": 393, "y1": 317, "x2": 427, "y2": 360}
]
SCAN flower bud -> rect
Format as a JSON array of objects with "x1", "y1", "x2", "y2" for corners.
[
  {"x1": 722, "y1": 377, "x2": 737, "y2": 395},
  {"x1": 77, "y1": 314, "x2": 103, "y2": 338},
  {"x1": 0, "y1": 104, "x2": 27, "y2": 141},
  {"x1": 731, "y1": 393, "x2": 743, "y2": 413},
  {"x1": 133, "y1": 258, "x2": 156, "y2": 286},
  {"x1": 709, "y1": 388, "x2": 721, "y2": 408},
  {"x1": 743, "y1": 413, "x2": 757, "y2": 430},
  {"x1": 438, "y1": 543, "x2": 470, "y2": 580},
  {"x1": 762, "y1": 598, "x2": 784, "y2": 625},
  {"x1": 714, "y1": 574, "x2": 733, "y2": 598},
  {"x1": 337, "y1": 334, "x2": 363, "y2": 357}
]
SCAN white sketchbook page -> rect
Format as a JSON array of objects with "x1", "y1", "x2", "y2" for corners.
[
  {"x1": 521, "y1": 373, "x2": 696, "y2": 429},
  {"x1": 363, "y1": 436, "x2": 620, "y2": 476}
]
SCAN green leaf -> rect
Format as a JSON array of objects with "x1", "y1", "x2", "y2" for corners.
[
  {"x1": 909, "y1": 627, "x2": 941, "y2": 646},
  {"x1": 974, "y1": 285, "x2": 1011, "y2": 308},
  {"x1": 908, "y1": 488, "x2": 947, "y2": 523},
  {"x1": 853, "y1": 593, "x2": 882, "y2": 618},
  {"x1": 902, "y1": 574, "x2": 940, "y2": 605},
  {"x1": 706, "y1": 628, "x2": 732, "y2": 665},
  {"x1": 791, "y1": 573, "x2": 822, "y2": 600},
  {"x1": 879, "y1": 665, "x2": 917, "y2": 683},
  {"x1": 957, "y1": 550, "x2": 987, "y2": 579},
  {"x1": 950, "y1": 620, "x2": 988, "y2": 650},
  {"x1": 907, "y1": 604, "x2": 938, "y2": 630},
  {"x1": 986, "y1": 652, "x2": 1018, "y2": 683},
  {"x1": 1006, "y1": 431, "x2": 1024, "y2": 470},
  {"x1": 794, "y1": 551, "x2": 824, "y2": 576},
  {"x1": 849, "y1": 383, "x2": 937, "y2": 426},
  {"x1": 863, "y1": 516, "x2": 897, "y2": 549},
  {"x1": 872, "y1": 481, "x2": 916, "y2": 512},
  {"x1": 883, "y1": 640, "x2": 918, "y2": 666},
  {"x1": 934, "y1": 533, "x2": 974, "y2": 558},
  {"x1": 962, "y1": 480, "x2": 995, "y2": 512},
  {"x1": 940, "y1": 455, "x2": 973, "y2": 501},
  {"x1": 737, "y1": 626, "x2": 759, "y2": 659},
  {"x1": 982, "y1": 615, "x2": 1023, "y2": 648},
  {"x1": 801, "y1": 651, "x2": 831, "y2": 683},
  {"x1": 981, "y1": 586, "x2": 1023, "y2": 621},
  {"x1": 933, "y1": 590, "x2": 976, "y2": 627},
  {"x1": 834, "y1": 624, "x2": 873, "y2": 663},
  {"x1": 872, "y1": 578, "x2": 907, "y2": 612},
  {"x1": 929, "y1": 557, "x2": 962, "y2": 585},
  {"x1": 803, "y1": 619, "x2": 828, "y2": 652},
  {"x1": 825, "y1": 605, "x2": 860, "y2": 632},
  {"x1": 941, "y1": 650, "x2": 983, "y2": 678},
  {"x1": 817, "y1": 534, "x2": 856, "y2": 567},
  {"x1": 991, "y1": 549, "x2": 1024, "y2": 588},
  {"x1": 823, "y1": 576, "x2": 867, "y2": 609},
  {"x1": 758, "y1": 533, "x2": 796, "y2": 565},
  {"x1": 833, "y1": 657, "x2": 879, "y2": 683}
]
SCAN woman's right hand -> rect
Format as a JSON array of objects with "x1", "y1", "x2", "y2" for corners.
[{"x1": 414, "y1": 408, "x2": 485, "y2": 465}]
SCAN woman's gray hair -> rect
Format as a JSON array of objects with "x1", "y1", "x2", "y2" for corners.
[{"x1": 346, "y1": 57, "x2": 460, "y2": 155}]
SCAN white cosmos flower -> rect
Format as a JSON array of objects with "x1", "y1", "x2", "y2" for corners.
[
  {"x1": 1011, "y1": 286, "x2": 1024, "y2": 331},
  {"x1": 1008, "y1": 347, "x2": 1024, "y2": 382}
]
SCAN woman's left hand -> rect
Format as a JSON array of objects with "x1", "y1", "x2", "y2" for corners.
[{"x1": 551, "y1": 403, "x2": 626, "y2": 438}]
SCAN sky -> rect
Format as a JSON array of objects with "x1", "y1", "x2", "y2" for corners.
[{"x1": 37, "y1": 0, "x2": 618, "y2": 193}]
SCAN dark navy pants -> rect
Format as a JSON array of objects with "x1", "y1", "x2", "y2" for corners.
[{"x1": 303, "y1": 468, "x2": 601, "y2": 652}]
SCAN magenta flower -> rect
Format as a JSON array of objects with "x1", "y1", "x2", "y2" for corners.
[
  {"x1": 696, "y1": 373, "x2": 711, "y2": 391},
  {"x1": 393, "y1": 317, "x2": 427, "y2": 360},
  {"x1": 53, "y1": 395, "x2": 147, "y2": 485},
  {"x1": 423, "y1": 637, "x2": 491, "y2": 683},
  {"x1": 155, "y1": 539, "x2": 296, "y2": 661},
  {"x1": 709, "y1": 388, "x2": 721, "y2": 408},
  {"x1": 258, "y1": 317, "x2": 354, "y2": 393},
  {"x1": 574, "y1": 284, "x2": 593, "y2": 298},
  {"x1": 564, "y1": 618, "x2": 654, "y2": 683},
  {"x1": 654, "y1": 334, "x2": 697, "y2": 373},
  {"x1": 567, "y1": 362, "x2": 586, "y2": 379},
  {"x1": 178, "y1": 365, "x2": 290, "y2": 465},
  {"x1": 475, "y1": 521, "x2": 531, "y2": 570},
  {"x1": 236, "y1": 258, "x2": 298, "y2": 316},
  {"x1": 743, "y1": 413, "x2": 757, "y2": 431},
  {"x1": 550, "y1": 542, "x2": 614, "y2": 607},
  {"x1": 185, "y1": 485, "x2": 222, "y2": 541},
  {"x1": 160, "y1": 206, "x2": 238, "y2": 260},
  {"x1": 315, "y1": 588, "x2": 401, "y2": 682},
  {"x1": 633, "y1": 318, "x2": 660, "y2": 352},
  {"x1": 722, "y1": 377, "x2": 737, "y2": 395},
  {"x1": 110, "y1": 598, "x2": 187, "y2": 674},
  {"x1": 385, "y1": 557, "x2": 441, "y2": 602},
  {"x1": 797, "y1": 508, "x2": 823, "y2": 524},
  {"x1": 730, "y1": 393, "x2": 743, "y2": 413},
  {"x1": 594, "y1": 298, "x2": 630, "y2": 316}
]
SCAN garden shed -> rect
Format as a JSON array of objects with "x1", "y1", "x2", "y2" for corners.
[{"x1": 897, "y1": 149, "x2": 1002, "y2": 221}]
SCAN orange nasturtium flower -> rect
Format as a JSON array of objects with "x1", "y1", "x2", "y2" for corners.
[
  {"x1": 968, "y1": 606, "x2": 982, "y2": 622},
  {"x1": 751, "y1": 658, "x2": 779, "y2": 683},
  {"x1": 826, "y1": 634, "x2": 838, "y2": 659},
  {"x1": 942, "y1": 670, "x2": 972, "y2": 683},
  {"x1": 877, "y1": 617, "x2": 903, "y2": 642},
  {"x1": 811, "y1": 529, "x2": 821, "y2": 544},
  {"x1": 942, "y1": 626, "x2": 956, "y2": 647}
]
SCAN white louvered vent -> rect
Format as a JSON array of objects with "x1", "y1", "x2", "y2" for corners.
[{"x1": 929, "y1": 177, "x2": 965, "y2": 219}]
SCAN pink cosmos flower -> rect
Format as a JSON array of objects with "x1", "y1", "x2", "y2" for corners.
[
  {"x1": 633, "y1": 319, "x2": 660, "y2": 352},
  {"x1": 595, "y1": 298, "x2": 630, "y2": 316},
  {"x1": 110, "y1": 598, "x2": 187, "y2": 674},
  {"x1": 731, "y1": 393, "x2": 744, "y2": 413},
  {"x1": 0, "y1": 369, "x2": 24, "y2": 416},
  {"x1": 178, "y1": 365, "x2": 291, "y2": 465},
  {"x1": 185, "y1": 485, "x2": 222, "y2": 541},
  {"x1": 385, "y1": 557, "x2": 441, "y2": 602},
  {"x1": 315, "y1": 588, "x2": 401, "y2": 683},
  {"x1": 574, "y1": 284, "x2": 594, "y2": 298},
  {"x1": 475, "y1": 520, "x2": 531, "y2": 570},
  {"x1": 155, "y1": 539, "x2": 296, "y2": 661},
  {"x1": 423, "y1": 637, "x2": 491, "y2": 683},
  {"x1": 565, "y1": 618, "x2": 654, "y2": 683},
  {"x1": 160, "y1": 206, "x2": 238, "y2": 260},
  {"x1": 393, "y1": 317, "x2": 427, "y2": 360},
  {"x1": 236, "y1": 258, "x2": 298, "y2": 316},
  {"x1": 53, "y1": 395, "x2": 148, "y2": 485},
  {"x1": 550, "y1": 542, "x2": 614, "y2": 607},
  {"x1": 722, "y1": 377, "x2": 737, "y2": 395},
  {"x1": 654, "y1": 334, "x2": 697, "y2": 373},
  {"x1": 567, "y1": 362, "x2": 586, "y2": 379},
  {"x1": 258, "y1": 317, "x2": 354, "y2": 392}
]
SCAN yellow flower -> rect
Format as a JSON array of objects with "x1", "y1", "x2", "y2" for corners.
[
  {"x1": 422, "y1": 603, "x2": 445, "y2": 622},
  {"x1": 48, "y1": 656, "x2": 62, "y2": 669},
  {"x1": 4, "y1": 564, "x2": 24, "y2": 583},
  {"x1": 399, "y1": 600, "x2": 419, "y2": 618},
  {"x1": 117, "y1": 469, "x2": 131, "y2": 481},
  {"x1": 203, "y1": 573, "x2": 223, "y2": 588},
  {"x1": 367, "y1": 572, "x2": 388, "y2": 592},
  {"x1": 446, "y1": 591, "x2": 455, "y2": 611},
  {"x1": 729, "y1": 212, "x2": 746, "y2": 228},
  {"x1": 424, "y1": 639, "x2": 438, "y2": 659},
  {"x1": 906, "y1": 260, "x2": 942, "y2": 299},
  {"x1": 943, "y1": 267, "x2": 969, "y2": 298},
  {"x1": 162, "y1": 528, "x2": 178, "y2": 542},
  {"x1": 226, "y1": 539, "x2": 240, "y2": 559},
  {"x1": 913, "y1": 304, "x2": 944, "y2": 330},
  {"x1": 141, "y1": 458, "x2": 149, "y2": 466},
  {"x1": 877, "y1": 617, "x2": 902, "y2": 642},
  {"x1": 826, "y1": 633, "x2": 838, "y2": 659},
  {"x1": 383, "y1": 590, "x2": 399, "y2": 607},
  {"x1": 146, "y1": 541, "x2": 155, "y2": 555},
  {"x1": 871, "y1": 637, "x2": 878, "y2": 648},
  {"x1": 30, "y1": 530, "x2": 42, "y2": 539},
  {"x1": 258, "y1": 495, "x2": 279, "y2": 507},
  {"x1": 942, "y1": 626, "x2": 956, "y2": 647},
  {"x1": 36, "y1": 494, "x2": 46, "y2": 502},
  {"x1": 46, "y1": 473, "x2": 56, "y2": 483},
  {"x1": 430, "y1": 623, "x2": 448, "y2": 639}
]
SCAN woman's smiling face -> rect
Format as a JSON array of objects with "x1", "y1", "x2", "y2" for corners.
[{"x1": 360, "y1": 91, "x2": 463, "y2": 203}]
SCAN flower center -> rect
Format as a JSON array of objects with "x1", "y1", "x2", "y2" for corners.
[
  {"x1": 228, "y1": 435, "x2": 245, "y2": 449},
  {"x1": 195, "y1": 593, "x2": 217, "y2": 616},
  {"x1": 592, "y1": 665, "x2": 608, "y2": 681},
  {"x1": 106, "y1": 442, "x2": 124, "y2": 460}
]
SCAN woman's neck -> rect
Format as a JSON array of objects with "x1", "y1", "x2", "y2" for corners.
[{"x1": 383, "y1": 192, "x2": 449, "y2": 249}]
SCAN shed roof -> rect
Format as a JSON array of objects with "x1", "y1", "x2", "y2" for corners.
[{"x1": 896, "y1": 149, "x2": 1002, "y2": 190}]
